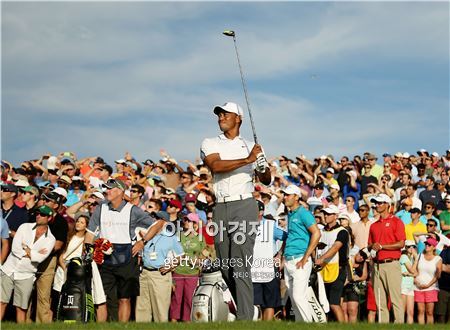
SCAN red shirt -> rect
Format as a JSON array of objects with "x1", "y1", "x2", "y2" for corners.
[{"x1": 368, "y1": 214, "x2": 405, "y2": 261}]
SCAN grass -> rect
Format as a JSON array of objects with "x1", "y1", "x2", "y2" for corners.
[{"x1": 1, "y1": 322, "x2": 449, "y2": 330}]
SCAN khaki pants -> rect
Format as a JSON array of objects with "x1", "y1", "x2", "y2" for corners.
[
  {"x1": 135, "y1": 269, "x2": 172, "y2": 322},
  {"x1": 34, "y1": 256, "x2": 57, "y2": 323},
  {"x1": 372, "y1": 260, "x2": 404, "y2": 323}
]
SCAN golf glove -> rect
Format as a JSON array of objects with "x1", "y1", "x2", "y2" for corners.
[{"x1": 255, "y1": 153, "x2": 268, "y2": 173}]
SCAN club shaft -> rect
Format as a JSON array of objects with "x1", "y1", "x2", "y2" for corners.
[{"x1": 231, "y1": 36, "x2": 258, "y2": 144}]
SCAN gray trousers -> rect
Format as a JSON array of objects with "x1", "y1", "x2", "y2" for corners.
[{"x1": 213, "y1": 197, "x2": 258, "y2": 320}]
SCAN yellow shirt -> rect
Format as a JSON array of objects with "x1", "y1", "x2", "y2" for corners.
[{"x1": 404, "y1": 221, "x2": 427, "y2": 241}]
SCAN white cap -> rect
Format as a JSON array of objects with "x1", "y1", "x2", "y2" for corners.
[
  {"x1": 47, "y1": 156, "x2": 58, "y2": 170},
  {"x1": 338, "y1": 213, "x2": 350, "y2": 220},
  {"x1": 281, "y1": 185, "x2": 301, "y2": 196},
  {"x1": 326, "y1": 168, "x2": 335, "y2": 174},
  {"x1": 91, "y1": 190, "x2": 105, "y2": 200},
  {"x1": 432, "y1": 152, "x2": 439, "y2": 157},
  {"x1": 15, "y1": 178, "x2": 29, "y2": 188},
  {"x1": 115, "y1": 159, "x2": 127, "y2": 164},
  {"x1": 370, "y1": 193, "x2": 392, "y2": 204},
  {"x1": 213, "y1": 102, "x2": 244, "y2": 118},
  {"x1": 322, "y1": 205, "x2": 340, "y2": 215},
  {"x1": 52, "y1": 187, "x2": 67, "y2": 198},
  {"x1": 320, "y1": 155, "x2": 327, "y2": 160},
  {"x1": 330, "y1": 183, "x2": 340, "y2": 191},
  {"x1": 394, "y1": 152, "x2": 403, "y2": 158},
  {"x1": 403, "y1": 152, "x2": 410, "y2": 158},
  {"x1": 405, "y1": 240, "x2": 416, "y2": 247},
  {"x1": 71, "y1": 176, "x2": 83, "y2": 181}
]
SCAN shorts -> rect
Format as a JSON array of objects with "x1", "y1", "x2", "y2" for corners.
[
  {"x1": 435, "y1": 289, "x2": 450, "y2": 316},
  {"x1": 342, "y1": 283, "x2": 359, "y2": 302},
  {"x1": 0, "y1": 271, "x2": 35, "y2": 309},
  {"x1": 100, "y1": 256, "x2": 140, "y2": 299},
  {"x1": 401, "y1": 285, "x2": 415, "y2": 297},
  {"x1": 324, "y1": 268, "x2": 346, "y2": 306},
  {"x1": 414, "y1": 290, "x2": 439, "y2": 303},
  {"x1": 253, "y1": 276, "x2": 281, "y2": 308}
]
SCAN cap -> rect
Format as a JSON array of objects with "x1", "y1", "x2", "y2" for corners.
[
  {"x1": 366, "y1": 153, "x2": 377, "y2": 160},
  {"x1": 405, "y1": 240, "x2": 416, "y2": 247},
  {"x1": 21, "y1": 186, "x2": 39, "y2": 196},
  {"x1": 382, "y1": 153, "x2": 391, "y2": 158},
  {"x1": 281, "y1": 185, "x2": 301, "y2": 196},
  {"x1": 322, "y1": 205, "x2": 340, "y2": 215},
  {"x1": 326, "y1": 168, "x2": 335, "y2": 174},
  {"x1": 394, "y1": 152, "x2": 403, "y2": 158},
  {"x1": 431, "y1": 152, "x2": 439, "y2": 157},
  {"x1": 95, "y1": 157, "x2": 105, "y2": 164},
  {"x1": 403, "y1": 152, "x2": 410, "y2": 158},
  {"x1": 115, "y1": 159, "x2": 127, "y2": 164},
  {"x1": 74, "y1": 211, "x2": 90, "y2": 221},
  {"x1": 410, "y1": 207, "x2": 421, "y2": 214},
  {"x1": 37, "y1": 205, "x2": 54, "y2": 216},
  {"x1": 42, "y1": 192, "x2": 64, "y2": 204},
  {"x1": 169, "y1": 199, "x2": 182, "y2": 210},
  {"x1": 425, "y1": 237, "x2": 438, "y2": 247},
  {"x1": 142, "y1": 159, "x2": 155, "y2": 166},
  {"x1": 52, "y1": 187, "x2": 68, "y2": 198},
  {"x1": 14, "y1": 177, "x2": 29, "y2": 188},
  {"x1": 338, "y1": 213, "x2": 350, "y2": 220},
  {"x1": 1, "y1": 183, "x2": 18, "y2": 193},
  {"x1": 102, "y1": 179, "x2": 127, "y2": 191},
  {"x1": 185, "y1": 193, "x2": 197, "y2": 204},
  {"x1": 330, "y1": 184, "x2": 340, "y2": 191},
  {"x1": 125, "y1": 161, "x2": 138, "y2": 171},
  {"x1": 58, "y1": 175, "x2": 72, "y2": 184},
  {"x1": 213, "y1": 102, "x2": 244, "y2": 118},
  {"x1": 417, "y1": 149, "x2": 429, "y2": 156},
  {"x1": 71, "y1": 176, "x2": 83, "y2": 181},
  {"x1": 401, "y1": 198, "x2": 413, "y2": 206},
  {"x1": 185, "y1": 213, "x2": 200, "y2": 223},
  {"x1": 370, "y1": 194, "x2": 392, "y2": 204},
  {"x1": 152, "y1": 211, "x2": 170, "y2": 222}
]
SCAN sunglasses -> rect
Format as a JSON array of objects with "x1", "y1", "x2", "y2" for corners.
[
  {"x1": 130, "y1": 189, "x2": 139, "y2": 193},
  {"x1": 36, "y1": 211, "x2": 50, "y2": 217},
  {"x1": 406, "y1": 245, "x2": 416, "y2": 249},
  {"x1": 426, "y1": 223, "x2": 436, "y2": 227}
]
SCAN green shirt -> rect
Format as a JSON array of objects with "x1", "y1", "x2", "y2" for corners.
[
  {"x1": 175, "y1": 232, "x2": 206, "y2": 275},
  {"x1": 439, "y1": 210, "x2": 450, "y2": 235}
]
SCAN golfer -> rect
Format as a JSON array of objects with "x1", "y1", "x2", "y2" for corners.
[{"x1": 201, "y1": 102, "x2": 271, "y2": 320}]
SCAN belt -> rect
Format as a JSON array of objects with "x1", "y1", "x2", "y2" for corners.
[
  {"x1": 143, "y1": 266, "x2": 160, "y2": 272},
  {"x1": 216, "y1": 193, "x2": 253, "y2": 203},
  {"x1": 375, "y1": 258, "x2": 399, "y2": 264},
  {"x1": 284, "y1": 254, "x2": 304, "y2": 261}
]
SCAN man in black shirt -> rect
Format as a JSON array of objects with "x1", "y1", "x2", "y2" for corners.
[
  {"x1": 1, "y1": 184, "x2": 29, "y2": 237},
  {"x1": 436, "y1": 246, "x2": 450, "y2": 323}
]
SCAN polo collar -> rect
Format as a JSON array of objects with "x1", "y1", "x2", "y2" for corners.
[
  {"x1": 218, "y1": 133, "x2": 242, "y2": 141},
  {"x1": 108, "y1": 200, "x2": 127, "y2": 212}
]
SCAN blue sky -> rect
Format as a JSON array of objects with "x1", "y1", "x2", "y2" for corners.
[{"x1": 2, "y1": 1, "x2": 449, "y2": 166}]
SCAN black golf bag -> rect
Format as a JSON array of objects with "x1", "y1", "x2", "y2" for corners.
[{"x1": 56, "y1": 257, "x2": 95, "y2": 323}]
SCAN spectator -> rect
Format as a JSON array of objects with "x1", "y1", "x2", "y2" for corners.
[
  {"x1": 281, "y1": 185, "x2": 320, "y2": 322},
  {"x1": 400, "y1": 240, "x2": 418, "y2": 324},
  {"x1": 65, "y1": 176, "x2": 85, "y2": 207},
  {"x1": 0, "y1": 206, "x2": 56, "y2": 323},
  {"x1": 1, "y1": 217, "x2": 9, "y2": 264},
  {"x1": 405, "y1": 208, "x2": 427, "y2": 241},
  {"x1": 351, "y1": 204, "x2": 374, "y2": 249},
  {"x1": 52, "y1": 212, "x2": 107, "y2": 321},
  {"x1": 436, "y1": 245, "x2": 450, "y2": 323},
  {"x1": 360, "y1": 164, "x2": 378, "y2": 196},
  {"x1": 1, "y1": 183, "x2": 29, "y2": 237},
  {"x1": 175, "y1": 172, "x2": 195, "y2": 204},
  {"x1": 342, "y1": 195, "x2": 360, "y2": 224},
  {"x1": 395, "y1": 198, "x2": 413, "y2": 225},
  {"x1": 129, "y1": 184, "x2": 145, "y2": 207},
  {"x1": 363, "y1": 154, "x2": 383, "y2": 180},
  {"x1": 368, "y1": 194, "x2": 405, "y2": 323},
  {"x1": 419, "y1": 176, "x2": 442, "y2": 210},
  {"x1": 440, "y1": 195, "x2": 450, "y2": 237},
  {"x1": 136, "y1": 211, "x2": 184, "y2": 323},
  {"x1": 21, "y1": 186, "x2": 39, "y2": 223},
  {"x1": 413, "y1": 237, "x2": 442, "y2": 324},
  {"x1": 420, "y1": 202, "x2": 441, "y2": 231},
  {"x1": 183, "y1": 193, "x2": 206, "y2": 224},
  {"x1": 170, "y1": 213, "x2": 207, "y2": 322}
]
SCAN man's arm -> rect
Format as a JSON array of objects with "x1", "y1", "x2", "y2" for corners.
[
  {"x1": 203, "y1": 144, "x2": 263, "y2": 174},
  {"x1": 1, "y1": 238, "x2": 9, "y2": 264},
  {"x1": 297, "y1": 224, "x2": 321, "y2": 269}
]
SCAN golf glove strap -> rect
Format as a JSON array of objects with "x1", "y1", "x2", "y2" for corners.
[{"x1": 255, "y1": 153, "x2": 268, "y2": 172}]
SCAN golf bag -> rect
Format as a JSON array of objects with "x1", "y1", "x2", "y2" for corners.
[
  {"x1": 191, "y1": 261, "x2": 236, "y2": 322},
  {"x1": 308, "y1": 269, "x2": 327, "y2": 323},
  {"x1": 56, "y1": 257, "x2": 95, "y2": 323}
]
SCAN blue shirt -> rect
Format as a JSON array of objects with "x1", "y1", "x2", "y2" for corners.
[
  {"x1": 396, "y1": 210, "x2": 412, "y2": 225},
  {"x1": 142, "y1": 227, "x2": 184, "y2": 269},
  {"x1": 1, "y1": 217, "x2": 9, "y2": 239},
  {"x1": 284, "y1": 206, "x2": 316, "y2": 258}
]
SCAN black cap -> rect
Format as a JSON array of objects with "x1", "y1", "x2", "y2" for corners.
[
  {"x1": 95, "y1": 157, "x2": 105, "y2": 164},
  {"x1": 142, "y1": 159, "x2": 155, "y2": 166},
  {"x1": 1, "y1": 183, "x2": 18, "y2": 193},
  {"x1": 410, "y1": 208, "x2": 421, "y2": 214}
]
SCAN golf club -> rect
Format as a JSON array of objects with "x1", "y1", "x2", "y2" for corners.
[{"x1": 223, "y1": 30, "x2": 258, "y2": 144}]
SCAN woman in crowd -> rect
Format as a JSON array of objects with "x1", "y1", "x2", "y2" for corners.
[
  {"x1": 52, "y1": 213, "x2": 107, "y2": 321},
  {"x1": 400, "y1": 240, "x2": 418, "y2": 324},
  {"x1": 413, "y1": 237, "x2": 442, "y2": 324}
]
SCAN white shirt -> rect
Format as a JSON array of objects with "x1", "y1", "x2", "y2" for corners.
[
  {"x1": 201, "y1": 134, "x2": 255, "y2": 198},
  {"x1": 342, "y1": 209, "x2": 361, "y2": 224},
  {"x1": 1, "y1": 223, "x2": 55, "y2": 280}
]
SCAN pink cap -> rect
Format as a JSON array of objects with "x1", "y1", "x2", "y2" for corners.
[
  {"x1": 186, "y1": 213, "x2": 200, "y2": 223},
  {"x1": 425, "y1": 237, "x2": 438, "y2": 247}
]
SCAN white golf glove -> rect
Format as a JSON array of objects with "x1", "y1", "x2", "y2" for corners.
[{"x1": 255, "y1": 153, "x2": 268, "y2": 173}]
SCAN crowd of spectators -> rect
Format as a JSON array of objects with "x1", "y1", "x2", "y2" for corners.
[{"x1": 1, "y1": 148, "x2": 449, "y2": 323}]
